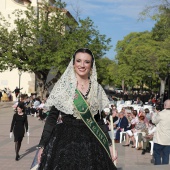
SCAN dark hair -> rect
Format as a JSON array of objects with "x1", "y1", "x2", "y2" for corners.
[
  {"x1": 17, "y1": 102, "x2": 25, "y2": 110},
  {"x1": 133, "y1": 110, "x2": 137, "y2": 116},
  {"x1": 145, "y1": 108, "x2": 150, "y2": 114},
  {"x1": 73, "y1": 48, "x2": 94, "y2": 67}
]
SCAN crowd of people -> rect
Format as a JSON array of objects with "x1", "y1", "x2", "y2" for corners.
[
  {"x1": 8, "y1": 85, "x2": 169, "y2": 167},
  {"x1": 104, "y1": 96, "x2": 170, "y2": 165},
  {"x1": 0, "y1": 88, "x2": 13, "y2": 102},
  {"x1": 4, "y1": 48, "x2": 170, "y2": 169},
  {"x1": 12, "y1": 94, "x2": 50, "y2": 122},
  {"x1": 9, "y1": 93, "x2": 50, "y2": 162},
  {"x1": 0, "y1": 87, "x2": 23, "y2": 102}
]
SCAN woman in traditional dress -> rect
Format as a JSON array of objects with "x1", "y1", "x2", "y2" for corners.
[
  {"x1": 1, "y1": 90, "x2": 9, "y2": 102},
  {"x1": 10, "y1": 103, "x2": 29, "y2": 161},
  {"x1": 37, "y1": 48, "x2": 117, "y2": 170}
]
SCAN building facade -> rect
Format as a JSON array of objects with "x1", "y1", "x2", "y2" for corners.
[{"x1": 0, "y1": 0, "x2": 54, "y2": 98}]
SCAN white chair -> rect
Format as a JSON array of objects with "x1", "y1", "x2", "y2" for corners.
[
  {"x1": 149, "y1": 141, "x2": 154, "y2": 155},
  {"x1": 135, "y1": 134, "x2": 139, "y2": 148},
  {"x1": 116, "y1": 101, "x2": 121, "y2": 107},
  {"x1": 125, "y1": 100, "x2": 132, "y2": 105},
  {"x1": 135, "y1": 132, "x2": 145, "y2": 148},
  {"x1": 120, "y1": 131, "x2": 126, "y2": 143}
]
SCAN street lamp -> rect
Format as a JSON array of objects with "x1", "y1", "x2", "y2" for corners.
[{"x1": 18, "y1": 69, "x2": 22, "y2": 90}]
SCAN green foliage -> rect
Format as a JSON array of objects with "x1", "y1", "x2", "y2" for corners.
[
  {"x1": 96, "y1": 57, "x2": 118, "y2": 86},
  {"x1": 114, "y1": 0, "x2": 170, "y2": 93},
  {"x1": 115, "y1": 31, "x2": 165, "y2": 88},
  {"x1": 0, "y1": 13, "x2": 15, "y2": 71},
  {"x1": 0, "y1": 1, "x2": 112, "y2": 93}
]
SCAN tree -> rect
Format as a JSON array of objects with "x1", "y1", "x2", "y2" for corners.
[
  {"x1": 140, "y1": 0, "x2": 170, "y2": 96},
  {"x1": 115, "y1": 30, "x2": 169, "y2": 93},
  {"x1": 0, "y1": 1, "x2": 112, "y2": 98},
  {"x1": 0, "y1": 14, "x2": 15, "y2": 72},
  {"x1": 96, "y1": 57, "x2": 118, "y2": 86}
]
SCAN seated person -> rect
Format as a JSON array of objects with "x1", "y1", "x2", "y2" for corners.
[
  {"x1": 122, "y1": 110, "x2": 139, "y2": 146},
  {"x1": 128, "y1": 110, "x2": 139, "y2": 130},
  {"x1": 37, "y1": 99, "x2": 46, "y2": 120},
  {"x1": 144, "y1": 108, "x2": 151, "y2": 123},
  {"x1": 138, "y1": 108, "x2": 145, "y2": 117},
  {"x1": 123, "y1": 116, "x2": 146, "y2": 148},
  {"x1": 115, "y1": 111, "x2": 129, "y2": 143},
  {"x1": 141, "y1": 120, "x2": 156, "y2": 155},
  {"x1": 125, "y1": 109, "x2": 133, "y2": 129},
  {"x1": 148, "y1": 99, "x2": 153, "y2": 105},
  {"x1": 37, "y1": 94, "x2": 50, "y2": 121},
  {"x1": 24, "y1": 97, "x2": 31, "y2": 115},
  {"x1": 30, "y1": 97, "x2": 41, "y2": 116},
  {"x1": 120, "y1": 98, "x2": 125, "y2": 104},
  {"x1": 106, "y1": 109, "x2": 119, "y2": 127},
  {"x1": 107, "y1": 109, "x2": 119, "y2": 138},
  {"x1": 136, "y1": 97, "x2": 143, "y2": 106}
]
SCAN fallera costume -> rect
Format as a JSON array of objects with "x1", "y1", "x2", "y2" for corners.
[
  {"x1": 1, "y1": 92, "x2": 9, "y2": 102},
  {"x1": 38, "y1": 56, "x2": 117, "y2": 170}
]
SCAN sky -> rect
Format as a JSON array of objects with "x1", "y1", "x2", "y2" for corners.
[{"x1": 62, "y1": 0, "x2": 160, "y2": 59}]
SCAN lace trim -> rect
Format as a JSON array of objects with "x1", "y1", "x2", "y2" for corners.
[{"x1": 45, "y1": 58, "x2": 109, "y2": 118}]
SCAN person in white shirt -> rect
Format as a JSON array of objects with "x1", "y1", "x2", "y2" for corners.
[{"x1": 152, "y1": 99, "x2": 170, "y2": 165}]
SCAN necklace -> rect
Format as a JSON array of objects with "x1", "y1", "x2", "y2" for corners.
[
  {"x1": 77, "y1": 80, "x2": 91, "y2": 99},
  {"x1": 80, "y1": 84, "x2": 85, "y2": 90},
  {"x1": 77, "y1": 80, "x2": 89, "y2": 91}
]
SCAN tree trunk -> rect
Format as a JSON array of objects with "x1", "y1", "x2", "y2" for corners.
[
  {"x1": 160, "y1": 78, "x2": 167, "y2": 96},
  {"x1": 122, "y1": 79, "x2": 124, "y2": 91},
  {"x1": 37, "y1": 83, "x2": 49, "y2": 99}
]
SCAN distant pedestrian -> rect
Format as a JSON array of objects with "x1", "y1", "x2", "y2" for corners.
[
  {"x1": 0, "y1": 90, "x2": 2, "y2": 102},
  {"x1": 10, "y1": 103, "x2": 29, "y2": 161},
  {"x1": 12, "y1": 87, "x2": 23, "y2": 98}
]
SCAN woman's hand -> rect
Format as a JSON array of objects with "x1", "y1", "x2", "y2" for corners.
[
  {"x1": 37, "y1": 148, "x2": 44, "y2": 164},
  {"x1": 109, "y1": 146, "x2": 118, "y2": 162},
  {"x1": 9, "y1": 132, "x2": 13, "y2": 138}
]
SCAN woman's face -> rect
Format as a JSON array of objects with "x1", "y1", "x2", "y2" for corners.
[
  {"x1": 74, "y1": 52, "x2": 92, "y2": 78},
  {"x1": 17, "y1": 107, "x2": 23, "y2": 113},
  {"x1": 112, "y1": 111, "x2": 117, "y2": 117}
]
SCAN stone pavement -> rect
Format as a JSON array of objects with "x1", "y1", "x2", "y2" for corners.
[{"x1": 0, "y1": 101, "x2": 169, "y2": 170}]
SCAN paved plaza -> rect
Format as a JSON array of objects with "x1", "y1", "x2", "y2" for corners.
[{"x1": 0, "y1": 102, "x2": 169, "y2": 170}]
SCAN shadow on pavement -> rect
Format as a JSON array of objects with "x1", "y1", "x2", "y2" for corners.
[{"x1": 20, "y1": 144, "x2": 38, "y2": 160}]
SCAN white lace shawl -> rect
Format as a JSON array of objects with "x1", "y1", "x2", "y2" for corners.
[{"x1": 45, "y1": 58, "x2": 109, "y2": 118}]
